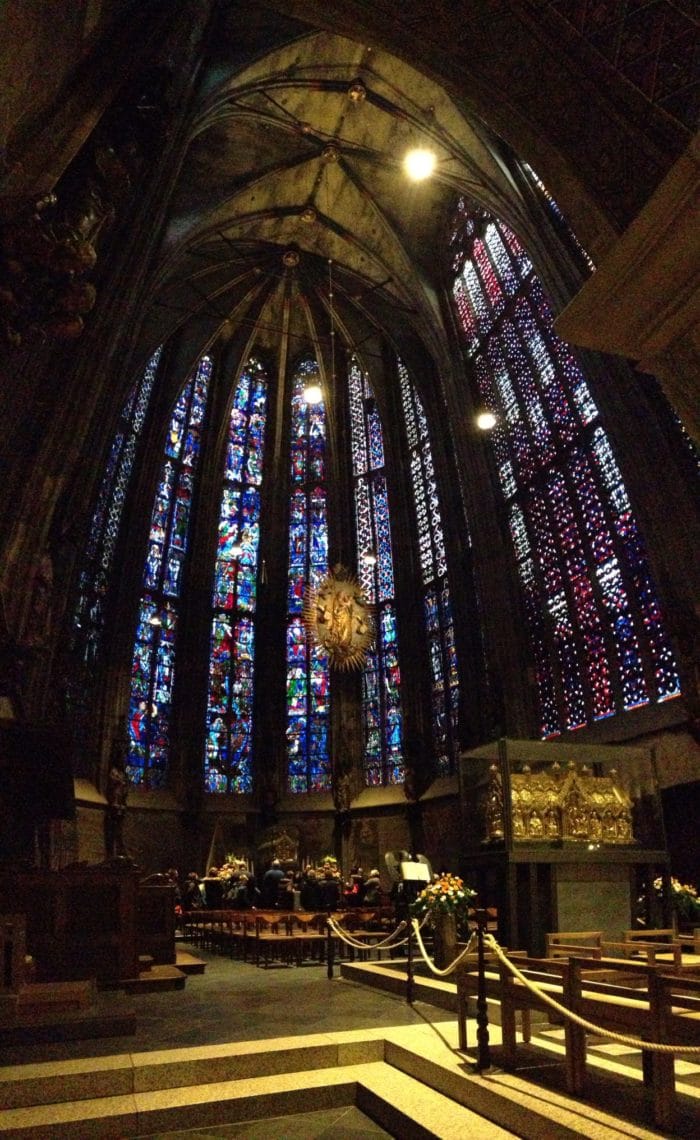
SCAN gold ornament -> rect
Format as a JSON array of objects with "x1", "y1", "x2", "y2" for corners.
[{"x1": 304, "y1": 567, "x2": 374, "y2": 670}]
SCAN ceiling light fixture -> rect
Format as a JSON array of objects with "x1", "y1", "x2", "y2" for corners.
[
  {"x1": 301, "y1": 205, "x2": 317, "y2": 224},
  {"x1": 302, "y1": 382, "x2": 323, "y2": 405},
  {"x1": 403, "y1": 147, "x2": 436, "y2": 181},
  {"x1": 348, "y1": 80, "x2": 367, "y2": 103},
  {"x1": 475, "y1": 410, "x2": 497, "y2": 431},
  {"x1": 322, "y1": 144, "x2": 340, "y2": 163}
]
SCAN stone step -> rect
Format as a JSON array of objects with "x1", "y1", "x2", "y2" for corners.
[
  {"x1": 175, "y1": 949, "x2": 206, "y2": 975},
  {"x1": 0, "y1": 1054, "x2": 515, "y2": 1140},
  {"x1": 121, "y1": 965, "x2": 186, "y2": 995},
  {"x1": 0, "y1": 1021, "x2": 678, "y2": 1140}
]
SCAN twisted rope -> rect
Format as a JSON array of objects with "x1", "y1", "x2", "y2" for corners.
[
  {"x1": 483, "y1": 933, "x2": 700, "y2": 1055},
  {"x1": 410, "y1": 919, "x2": 478, "y2": 976},
  {"x1": 327, "y1": 915, "x2": 411, "y2": 951}
]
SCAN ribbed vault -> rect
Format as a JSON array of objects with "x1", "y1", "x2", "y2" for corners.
[{"x1": 139, "y1": 30, "x2": 550, "y2": 370}]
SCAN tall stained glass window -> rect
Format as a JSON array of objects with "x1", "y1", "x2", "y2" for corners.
[
  {"x1": 398, "y1": 358, "x2": 459, "y2": 775},
  {"x1": 287, "y1": 358, "x2": 331, "y2": 792},
  {"x1": 205, "y1": 357, "x2": 268, "y2": 793},
  {"x1": 450, "y1": 203, "x2": 680, "y2": 738},
  {"x1": 126, "y1": 356, "x2": 211, "y2": 786},
  {"x1": 74, "y1": 347, "x2": 162, "y2": 668},
  {"x1": 348, "y1": 357, "x2": 403, "y2": 786}
]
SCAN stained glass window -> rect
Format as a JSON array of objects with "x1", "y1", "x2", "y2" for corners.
[
  {"x1": 204, "y1": 357, "x2": 268, "y2": 794},
  {"x1": 521, "y1": 161, "x2": 596, "y2": 274},
  {"x1": 126, "y1": 355, "x2": 211, "y2": 786},
  {"x1": 348, "y1": 358, "x2": 403, "y2": 786},
  {"x1": 398, "y1": 358, "x2": 459, "y2": 775},
  {"x1": 287, "y1": 358, "x2": 331, "y2": 793},
  {"x1": 73, "y1": 347, "x2": 162, "y2": 668},
  {"x1": 450, "y1": 204, "x2": 680, "y2": 738}
]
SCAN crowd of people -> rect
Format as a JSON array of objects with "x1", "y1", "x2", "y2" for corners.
[{"x1": 161, "y1": 859, "x2": 387, "y2": 916}]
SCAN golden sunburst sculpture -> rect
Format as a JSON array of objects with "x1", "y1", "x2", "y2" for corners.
[{"x1": 304, "y1": 565, "x2": 374, "y2": 670}]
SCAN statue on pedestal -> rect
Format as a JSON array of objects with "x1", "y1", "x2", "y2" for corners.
[{"x1": 105, "y1": 757, "x2": 128, "y2": 857}]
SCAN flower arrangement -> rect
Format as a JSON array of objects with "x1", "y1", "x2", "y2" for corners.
[
  {"x1": 409, "y1": 873, "x2": 476, "y2": 928},
  {"x1": 654, "y1": 876, "x2": 700, "y2": 922}
]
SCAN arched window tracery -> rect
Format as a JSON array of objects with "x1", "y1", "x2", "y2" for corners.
[
  {"x1": 287, "y1": 357, "x2": 331, "y2": 793},
  {"x1": 348, "y1": 357, "x2": 403, "y2": 786},
  {"x1": 73, "y1": 347, "x2": 162, "y2": 670},
  {"x1": 398, "y1": 358, "x2": 459, "y2": 774},
  {"x1": 126, "y1": 355, "x2": 211, "y2": 786},
  {"x1": 450, "y1": 204, "x2": 680, "y2": 738},
  {"x1": 204, "y1": 357, "x2": 268, "y2": 794}
]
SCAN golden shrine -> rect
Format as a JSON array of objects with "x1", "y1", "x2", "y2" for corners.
[
  {"x1": 484, "y1": 760, "x2": 635, "y2": 845},
  {"x1": 459, "y1": 739, "x2": 669, "y2": 956}
]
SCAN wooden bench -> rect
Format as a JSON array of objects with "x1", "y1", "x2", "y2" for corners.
[
  {"x1": 495, "y1": 953, "x2": 700, "y2": 1128},
  {"x1": 545, "y1": 931, "x2": 603, "y2": 958},
  {"x1": 601, "y1": 939, "x2": 684, "y2": 971},
  {"x1": 455, "y1": 949, "x2": 528, "y2": 1051},
  {"x1": 648, "y1": 971, "x2": 700, "y2": 1128},
  {"x1": 547, "y1": 928, "x2": 686, "y2": 970}
]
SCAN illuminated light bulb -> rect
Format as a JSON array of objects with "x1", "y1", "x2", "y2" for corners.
[
  {"x1": 348, "y1": 80, "x2": 367, "y2": 103},
  {"x1": 362, "y1": 549, "x2": 377, "y2": 566},
  {"x1": 148, "y1": 614, "x2": 162, "y2": 627},
  {"x1": 403, "y1": 148, "x2": 436, "y2": 181},
  {"x1": 230, "y1": 542, "x2": 243, "y2": 558},
  {"x1": 476, "y1": 410, "x2": 497, "y2": 431},
  {"x1": 303, "y1": 384, "x2": 323, "y2": 404}
]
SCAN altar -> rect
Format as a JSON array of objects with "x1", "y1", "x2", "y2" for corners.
[{"x1": 458, "y1": 738, "x2": 671, "y2": 956}]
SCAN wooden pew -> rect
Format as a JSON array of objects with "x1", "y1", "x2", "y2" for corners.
[
  {"x1": 601, "y1": 938, "x2": 684, "y2": 971},
  {"x1": 648, "y1": 971, "x2": 700, "y2": 1128},
  {"x1": 455, "y1": 949, "x2": 529, "y2": 1052},
  {"x1": 545, "y1": 931, "x2": 603, "y2": 959},
  {"x1": 496, "y1": 953, "x2": 700, "y2": 1128}
]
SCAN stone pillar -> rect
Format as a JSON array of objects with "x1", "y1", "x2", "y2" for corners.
[{"x1": 555, "y1": 135, "x2": 700, "y2": 447}]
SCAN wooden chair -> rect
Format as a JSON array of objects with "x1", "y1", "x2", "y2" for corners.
[
  {"x1": 291, "y1": 912, "x2": 328, "y2": 964},
  {"x1": 252, "y1": 915, "x2": 297, "y2": 967}
]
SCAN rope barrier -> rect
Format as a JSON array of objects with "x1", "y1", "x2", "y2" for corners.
[
  {"x1": 482, "y1": 933, "x2": 700, "y2": 1056},
  {"x1": 410, "y1": 919, "x2": 478, "y2": 976},
  {"x1": 327, "y1": 915, "x2": 413, "y2": 951}
]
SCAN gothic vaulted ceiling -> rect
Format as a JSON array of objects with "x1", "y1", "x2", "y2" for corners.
[{"x1": 141, "y1": 25, "x2": 547, "y2": 371}]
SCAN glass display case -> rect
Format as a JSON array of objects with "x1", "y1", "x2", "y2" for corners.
[{"x1": 458, "y1": 738, "x2": 670, "y2": 954}]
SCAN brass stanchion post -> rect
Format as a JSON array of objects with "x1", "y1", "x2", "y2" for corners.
[
  {"x1": 406, "y1": 918, "x2": 414, "y2": 1004},
  {"x1": 475, "y1": 907, "x2": 491, "y2": 1072},
  {"x1": 326, "y1": 917, "x2": 334, "y2": 979}
]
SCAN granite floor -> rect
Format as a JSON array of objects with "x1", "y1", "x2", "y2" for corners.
[
  {"x1": 138, "y1": 1104, "x2": 393, "y2": 1139},
  {"x1": 4, "y1": 945, "x2": 700, "y2": 1139},
  {"x1": 1, "y1": 947, "x2": 456, "y2": 1067}
]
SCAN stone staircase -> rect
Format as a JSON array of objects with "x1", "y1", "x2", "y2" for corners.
[
  {"x1": 0, "y1": 1030, "x2": 517, "y2": 1139},
  {"x1": 0, "y1": 1021, "x2": 672, "y2": 1140}
]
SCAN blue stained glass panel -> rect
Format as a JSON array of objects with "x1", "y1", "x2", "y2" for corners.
[
  {"x1": 126, "y1": 356, "x2": 212, "y2": 787},
  {"x1": 348, "y1": 358, "x2": 404, "y2": 786},
  {"x1": 286, "y1": 358, "x2": 330, "y2": 792},
  {"x1": 205, "y1": 357, "x2": 268, "y2": 794}
]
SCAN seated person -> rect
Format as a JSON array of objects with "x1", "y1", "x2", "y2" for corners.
[
  {"x1": 363, "y1": 868, "x2": 382, "y2": 908},
  {"x1": 317, "y1": 867, "x2": 341, "y2": 911},
  {"x1": 300, "y1": 869, "x2": 321, "y2": 911},
  {"x1": 182, "y1": 871, "x2": 204, "y2": 910},
  {"x1": 277, "y1": 875, "x2": 295, "y2": 911}
]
